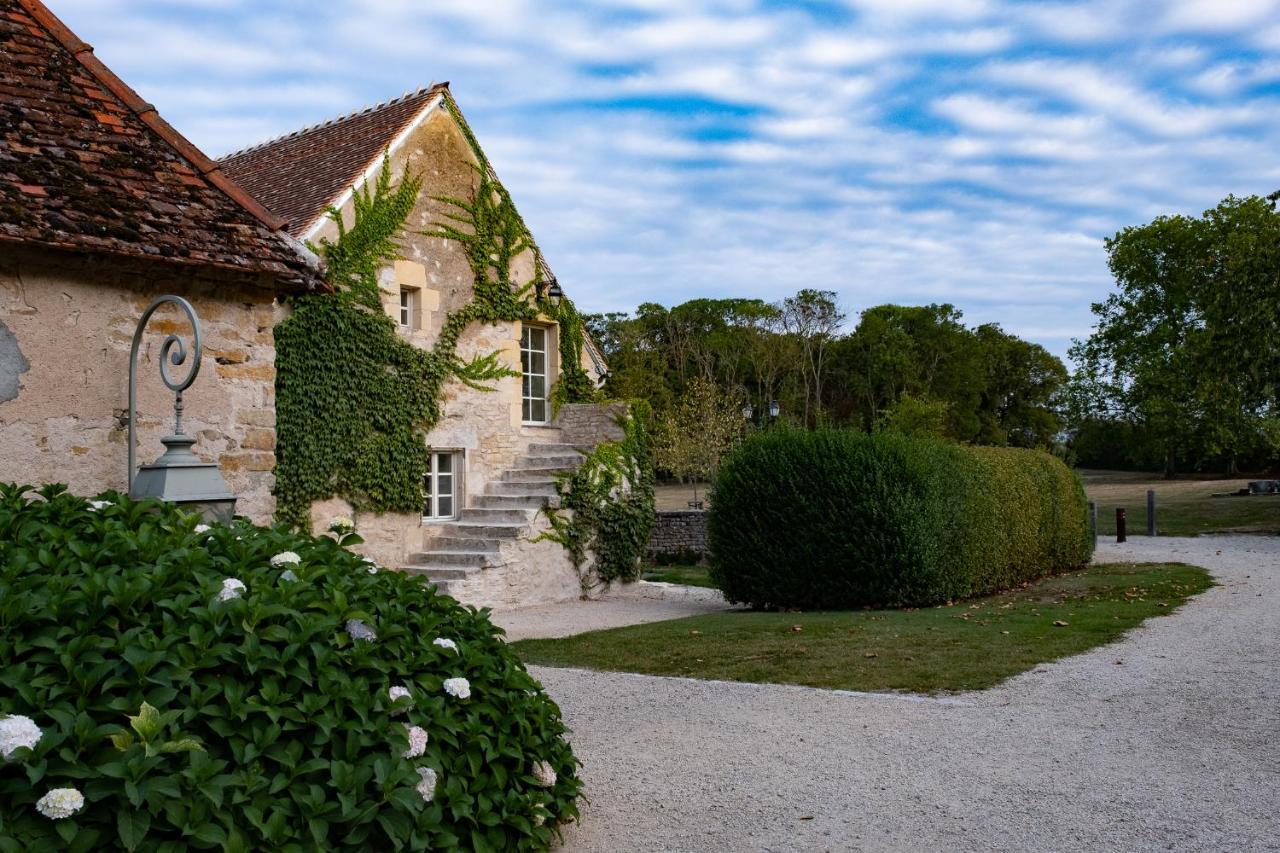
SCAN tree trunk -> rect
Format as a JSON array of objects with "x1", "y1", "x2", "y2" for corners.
[{"x1": 1163, "y1": 448, "x2": 1177, "y2": 480}]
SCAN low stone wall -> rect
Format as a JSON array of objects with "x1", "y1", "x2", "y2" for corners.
[
  {"x1": 557, "y1": 402, "x2": 626, "y2": 446},
  {"x1": 646, "y1": 510, "x2": 709, "y2": 561}
]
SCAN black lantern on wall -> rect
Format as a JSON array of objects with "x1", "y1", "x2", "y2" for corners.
[{"x1": 127, "y1": 295, "x2": 237, "y2": 523}]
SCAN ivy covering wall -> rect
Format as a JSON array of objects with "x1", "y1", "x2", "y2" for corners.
[
  {"x1": 274, "y1": 96, "x2": 601, "y2": 529},
  {"x1": 539, "y1": 403, "x2": 656, "y2": 587}
]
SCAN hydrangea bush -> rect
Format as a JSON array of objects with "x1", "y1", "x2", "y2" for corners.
[{"x1": 0, "y1": 484, "x2": 581, "y2": 851}]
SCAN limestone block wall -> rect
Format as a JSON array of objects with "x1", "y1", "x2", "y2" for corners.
[
  {"x1": 0, "y1": 248, "x2": 283, "y2": 523},
  {"x1": 646, "y1": 510, "x2": 710, "y2": 561},
  {"x1": 557, "y1": 402, "x2": 628, "y2": 446}
]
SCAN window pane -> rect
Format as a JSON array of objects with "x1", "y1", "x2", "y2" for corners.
[
  {"x1": 529, "y1": 352, "x2": 545, "y2": 375},
  {"x1": 530, "y1": 399, "x2": 547, "y2": 423},
  {"x1": 436, "y1": 453, "x2": 452, "y2": 473},
  {"x1": 529, "y1": 327, "x2": 545, "y2": 350},
  {"x1": 438, "y1": 496, "x2": 453, "y2": 517},
  {"x1": 530, "y1": 376, "x2": 546, "y2": 398},
  {"x1": 523, "y1": 398, "x2": 532, "y2": 421},
  {"x1": 521, "y1": 326, "x2": 531, "y2": 349},
  {"x1": 522, "y1": 374, "x2": 532, "y2": 396},
  {"x1": 437, "y1": 475, "x2": 452, "y2": 498}
]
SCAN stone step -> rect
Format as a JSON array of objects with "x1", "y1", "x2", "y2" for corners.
[
  {"x1": 406, "y1": 550, "x2": 491, "y2": 568},
  {"x1": 488, "y1": 480, "x2": 559, "y2": 496},
  {"x1": 431, "y1": 521, "x2": 525, "y2": 539},
  {"x1": 422, "y1": 535, "x2": 504, "y2": 552},
  {"x1": 502, "y1": 467, "x2": 566, "y2": 481},
  {"x1": 403, "y1": 564, "x2": 479, "y2": 580},
  {"x1": 512, "y1": 454, "x2": 582, "y2": 470},
  {"x1": 473, "y1": 493, "x2": 551, "y2": 510},
  {"x1": 528, "y1": 442, "x2": 593, "y2": 455},
  {"x1": 458, "y1": 507, "x2": 534, "y2": 524}
]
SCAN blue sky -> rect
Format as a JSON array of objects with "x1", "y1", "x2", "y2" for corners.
[{"x1": 53, "y1": 0, "x2": 1280, "y2": 358}]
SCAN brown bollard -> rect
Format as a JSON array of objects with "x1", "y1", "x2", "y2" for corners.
[{"x1": 1116, "y1": 507, "x2": 1127, "y2": 543}]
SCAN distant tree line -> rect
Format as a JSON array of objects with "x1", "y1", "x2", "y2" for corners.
[{"x1": 585, "y1": 291, "x2": 1068, "y2": 482}]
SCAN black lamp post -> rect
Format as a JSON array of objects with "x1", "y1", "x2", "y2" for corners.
[{"x1": 127, "y1": 295, "x2": 237, "y2": 523}]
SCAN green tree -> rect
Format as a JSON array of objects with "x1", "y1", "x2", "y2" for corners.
[
  {"x1": 653, "y1": 378, "x2": 745, "y2": 501},
  {"x1": 1068, "y1": 194, "x2": 1280, "y2": 476}
]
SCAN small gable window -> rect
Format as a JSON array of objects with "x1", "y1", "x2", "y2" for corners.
[{"x1": 399, "y1": 288, "x2": 419, "y2": 329}]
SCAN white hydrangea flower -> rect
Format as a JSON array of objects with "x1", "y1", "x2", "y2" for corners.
[
  {"x1": 280, "y1": 569, "x2": 298, "y2": 582},
  {"x1": 0, "y1": 715, "x2": 41, "y2": 759},
  {"x1": 270, "y1": 551, "x2": 301, "y2": 567},
  {"x1": 402, "y1": 725, "x2": 429, "y2": 758},
  {"x1": 87, "y1": 499, "x2": 109, "y2": 511},
  {"x1": 346, "y1": 619, "x2": 376, "y2": 642},
  {"x1": 194, "y1": 523, "x2": 210, "y2": 534},
  {"x1": 35, "y1": 787, "x2": 84, "y2": 819},
  {"x1": 216, "y1": 578, "x2": 246, "y2": 602},
  {"x1": 442, "y1": 677, "x2": 471, "y2": 700},
  {"x1": 416, "y1": 767, "x2": 439, "y2": 803},
  {"x1": 388, "y1": 684, "x2": 412, "y2": 713},
  {"x1": 532, "y1": 760, "x2": 557, "y2": 788},
  {"x1": 432, "y1": 638, "x2": 458, "y2": 653},
  {"x1": 329, "y1": 516, "x2": 355, "y2": 534}
]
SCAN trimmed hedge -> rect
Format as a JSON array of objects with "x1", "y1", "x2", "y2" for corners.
[
  {"x1": 0, "y1": 484, "x2": 580, "y2": 851},
  {"x1": 707, "y1": 430, "x2": 1093, "y2": 609}
]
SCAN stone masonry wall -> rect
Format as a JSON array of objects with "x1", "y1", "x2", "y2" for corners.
[
  {"x1": 646, "y1": 510, "x2": 710, "y2": 561},
  {"x1": 557, "y1": 401, "x2": 627, "y2": 447},
  {"x1": 305, "y1": 106, "x2": 611, "y2": 576},
  {"x1": 0, "y1": 248, "x2": 283, "y2": 523}
]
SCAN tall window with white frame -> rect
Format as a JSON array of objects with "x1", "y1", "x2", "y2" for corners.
[
  {"x1": 521, "y1": 325, "x2": 549, "y2": 424},
  {"x1": 422, "y1": 451, "x2": 457, "y2": 520},
  {"x1": 399, "y1": 288, "x2": 418, "y2": 330}
]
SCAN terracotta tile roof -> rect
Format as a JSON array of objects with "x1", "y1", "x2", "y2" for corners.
[
  {"x1": 219, "y1": 85, "x2": 448, "y2": 238},
  {"x1": 0, "y1": 0, "x2": 325, "y2": 291}
]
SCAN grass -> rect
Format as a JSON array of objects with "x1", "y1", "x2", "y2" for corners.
[
  {"x1": 515, "y1": 562, "x2": 1212, "y2": 693},
  {"x1": 1080, "y1": 469, "x2": 1280, "y2": 537},
  {"x1": 641, "y1": 563, "x2": 715, "y2": 588}
]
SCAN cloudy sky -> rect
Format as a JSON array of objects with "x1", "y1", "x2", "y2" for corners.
[{"x1": 54, "y1": 0, "x2": 1280, "y2": 357}]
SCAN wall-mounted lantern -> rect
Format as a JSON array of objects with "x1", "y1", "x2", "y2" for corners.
[
  {"x1": 545, "y1": 278, "x2": 564, "y2": 308},
  {"x1": 769, "y1": 400, "x2": 780, "y2": 419},
  {"x1": 741, "y1": 403, "x2": 754, "y2": 420},
  {"x1": 127, "y1": 295, "x2": 236, "y2": 523}
]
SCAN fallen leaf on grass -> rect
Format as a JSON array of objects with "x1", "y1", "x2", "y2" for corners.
[
  {"x1": 1000, "y1": 630, "x2": 1010, "y2": 635},
  {"x1": 1053, "y1": 620, "x2": 1069, "y2": 627},
  {"x1": 789, "y1": 625, "x2": 803, "y2": 632},
  {"x1": 689, "y1": 630, "x2": 702, "y2": 636},
  {"x1": 863, "y1": 652, "x2": 878, "y2": 658}
]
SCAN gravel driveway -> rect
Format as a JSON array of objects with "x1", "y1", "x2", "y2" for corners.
[{"x1": 535, "y1": 535, "x2": 1280, "y2": 852}]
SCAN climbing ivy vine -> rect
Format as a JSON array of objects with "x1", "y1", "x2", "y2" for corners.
[
  {"x1": 538, "y1": 403, "x2": 656, "y2": 588},
  {"x1": 274, "y1": 97, "x2": 614, "y2": 534}
]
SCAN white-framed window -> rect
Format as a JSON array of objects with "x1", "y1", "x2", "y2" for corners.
[
  {"x1": 399, "y1": 288, "x2": 419, "y2": 329},
  {"x1": 521, "y1": 325, "x2": 549, "y2": 424},
  {"x1": 423, "y1": 451, "x2": 458, "y2": 520}
]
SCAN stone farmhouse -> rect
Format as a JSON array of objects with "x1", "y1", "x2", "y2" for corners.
[
  {"x1": 0, "y1": 0, "x2": 326, "y2": 523},
  {"x1": 2, "y1": 0, "x2": 628, "y2": 609},
  {"x1": 220, "y1": 88, "x2": 622, "y2": 607}
]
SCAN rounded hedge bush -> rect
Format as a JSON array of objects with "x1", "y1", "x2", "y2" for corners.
[
  {"x1": 0, "y1": 484, "x2": 580, "y2": 851},
  {"x1": 707, "y1": 430, "x2": 1093, "y2": 609}
]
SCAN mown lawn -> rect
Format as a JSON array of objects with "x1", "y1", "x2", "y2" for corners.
[
  {"x1": 1081, "y1": 469, "x2": 1280, "y2": 536},
  {"x1": 641, "y1": 563, "x2": 715, "y2": 588},
  {"x1": 515, "y1": 562, "x2": 1212, "y2": 693}
]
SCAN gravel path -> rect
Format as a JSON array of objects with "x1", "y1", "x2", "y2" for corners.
[
  {"x1": 494, "y1": 582, "x2": 733, "y2": 641},
  {"x1": 535, "y1": 536, "x2": 1280, "y2": 852}
]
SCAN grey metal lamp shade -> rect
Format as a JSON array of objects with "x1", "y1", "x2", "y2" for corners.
[
  {"x1": 130, "y1": 434, "x2": 236, "y2": 523},
  {"x1": 126, "y1": 296, "x2": 236, "y2": 524}
]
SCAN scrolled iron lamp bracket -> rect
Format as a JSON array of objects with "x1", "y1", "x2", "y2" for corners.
[{"x1": 126, "y1": 295, "x2": 236, "y2": 521}]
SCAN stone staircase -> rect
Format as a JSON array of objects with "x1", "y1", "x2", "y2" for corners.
[{"x1": 401, "y1": 442, "x2": 588, "y2": 595}]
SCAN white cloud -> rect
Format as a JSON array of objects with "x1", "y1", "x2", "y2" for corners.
[{"x1": 45, "y1": 0, "x2": 1280, "y2": 357}]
